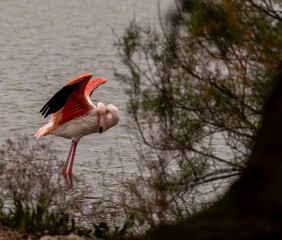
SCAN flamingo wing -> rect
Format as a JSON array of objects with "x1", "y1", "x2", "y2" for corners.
[
  {"x1": 85, "y1": 78, "x2": 107, "y2": 98},
  {"x1": 40, "y1": 73, "x2": 93, "y2": 118},
  {"x1": 56, "y1": 77, "x2": 107, "y2": 124}
]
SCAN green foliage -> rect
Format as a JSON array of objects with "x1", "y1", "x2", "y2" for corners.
[
  {"x1": 0, "y1": 136, "x2": 136, "y2": 239},
  {"x1": 115, "y1": 0, "x2": 282, "y2": 230},
  {"x1": 93, "y1": 216, "x2": 134, "y2": 240},
  {"x1": 75, "y1": 216, "x2": 134, "y2": 240},
  {"x1": 0, "y1": 198, "x2": 70, "y2": 237},
  {"x1": 0, "y1": 136, "x2": 72, "y2": 237}
]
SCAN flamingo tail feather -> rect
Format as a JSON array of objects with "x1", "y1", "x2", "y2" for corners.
[{"x1": 35, "y1": 122, "x2": 53, "y2": 139}]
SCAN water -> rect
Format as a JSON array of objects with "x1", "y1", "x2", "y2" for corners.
[
  {"x1": 0, "y1": 0, "x2": 176, "y2": 209},
  {"x1": 0, "y1": 1, "x2": 235, "y2": 228}
]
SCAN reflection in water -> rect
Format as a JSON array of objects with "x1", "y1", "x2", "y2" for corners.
[{"x1": 63, "y1": 174, "x2": 73, "y2": 189}]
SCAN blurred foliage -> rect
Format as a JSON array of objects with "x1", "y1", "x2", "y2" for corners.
[
  {"x1": 0, "y1": 135, "x2": 66, "y2": 213},
  {"x1": 74, "y1": 216, "x2": 134, "y2": 239},
  {"x1": 93, "y1": 216, "x2": 134, "y2": 240},
  {"x1": 0, "y1": 135, "x2": 135, "y2": 239},
  {"x1": 0, "y1": 135, "x2": 71, "y2": 237},
  {"x1": 0, "y1": 199, "x2": 71, "y2": 237},
  {"x1": 115, "y1": 0, "x2": 282, "y2": 230}
]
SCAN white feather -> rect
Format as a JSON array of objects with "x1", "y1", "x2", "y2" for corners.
[{"x1": 52, "y1": 109, "x2": 99, "y2": 142}]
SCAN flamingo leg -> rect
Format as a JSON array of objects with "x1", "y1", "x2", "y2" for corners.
[
  {"x1": 63, "y1": 173, "x2": 73, "y2": 188},
  {"x1": 68, "y1": 141, "x2": 78, "y2": 176},
  {"x1": 62, "y1": 141, "x2": 75, "y2": 175}
]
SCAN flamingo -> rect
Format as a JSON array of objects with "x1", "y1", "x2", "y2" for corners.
[{"x1": 35, "y1": 73, "x2": 120, "y2": 176}]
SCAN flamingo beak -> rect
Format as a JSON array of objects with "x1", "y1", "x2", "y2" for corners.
[{"x1": 99, "y1": 115, "x2": 104, "y2": 134}]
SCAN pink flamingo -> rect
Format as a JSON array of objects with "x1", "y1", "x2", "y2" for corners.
[{"x1": 35, "y1": 73, "x2": 120, "y2": 176}]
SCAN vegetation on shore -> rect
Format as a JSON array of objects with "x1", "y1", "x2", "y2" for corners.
[
  {"x1": 114, "y1": 0, "x2": 281, "y2": 230},
  {"x1": 0, "y1": 0, "x2": 281, "y2": 239},
  {"x1": 0, "y1": 136, "x2": 134, "y2": 239}
]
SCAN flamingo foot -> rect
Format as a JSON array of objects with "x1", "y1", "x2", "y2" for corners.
[{"x1": 63, "y1": 173, "x2": 73, "y2": 188}]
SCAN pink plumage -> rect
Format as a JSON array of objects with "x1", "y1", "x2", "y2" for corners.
[{"x1": 35, "y1": 73, "x2": 120, "y2": 176}]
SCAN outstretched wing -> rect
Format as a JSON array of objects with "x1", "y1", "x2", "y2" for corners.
[
  {"x1": 85, "y1": 78, "x2": 107, "y2": 98},
  {"x1": 56, "y1": 77, "x2": 107, "y2": 124},
  {"x1": 40, "y1": 73, "x2": 93, "y2": 118}
]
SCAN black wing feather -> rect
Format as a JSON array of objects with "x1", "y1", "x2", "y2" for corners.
[{"x1": 40, "y1": 83, "x2": 79, "y2": 118}]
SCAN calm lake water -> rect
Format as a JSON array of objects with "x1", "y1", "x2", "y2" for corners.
[
  {"x1": 0, "y1": 1, "x2": 233, "y2": 225},
  {"x1": 0, "y1": 0, "x2": 176, "y2": 208}
]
